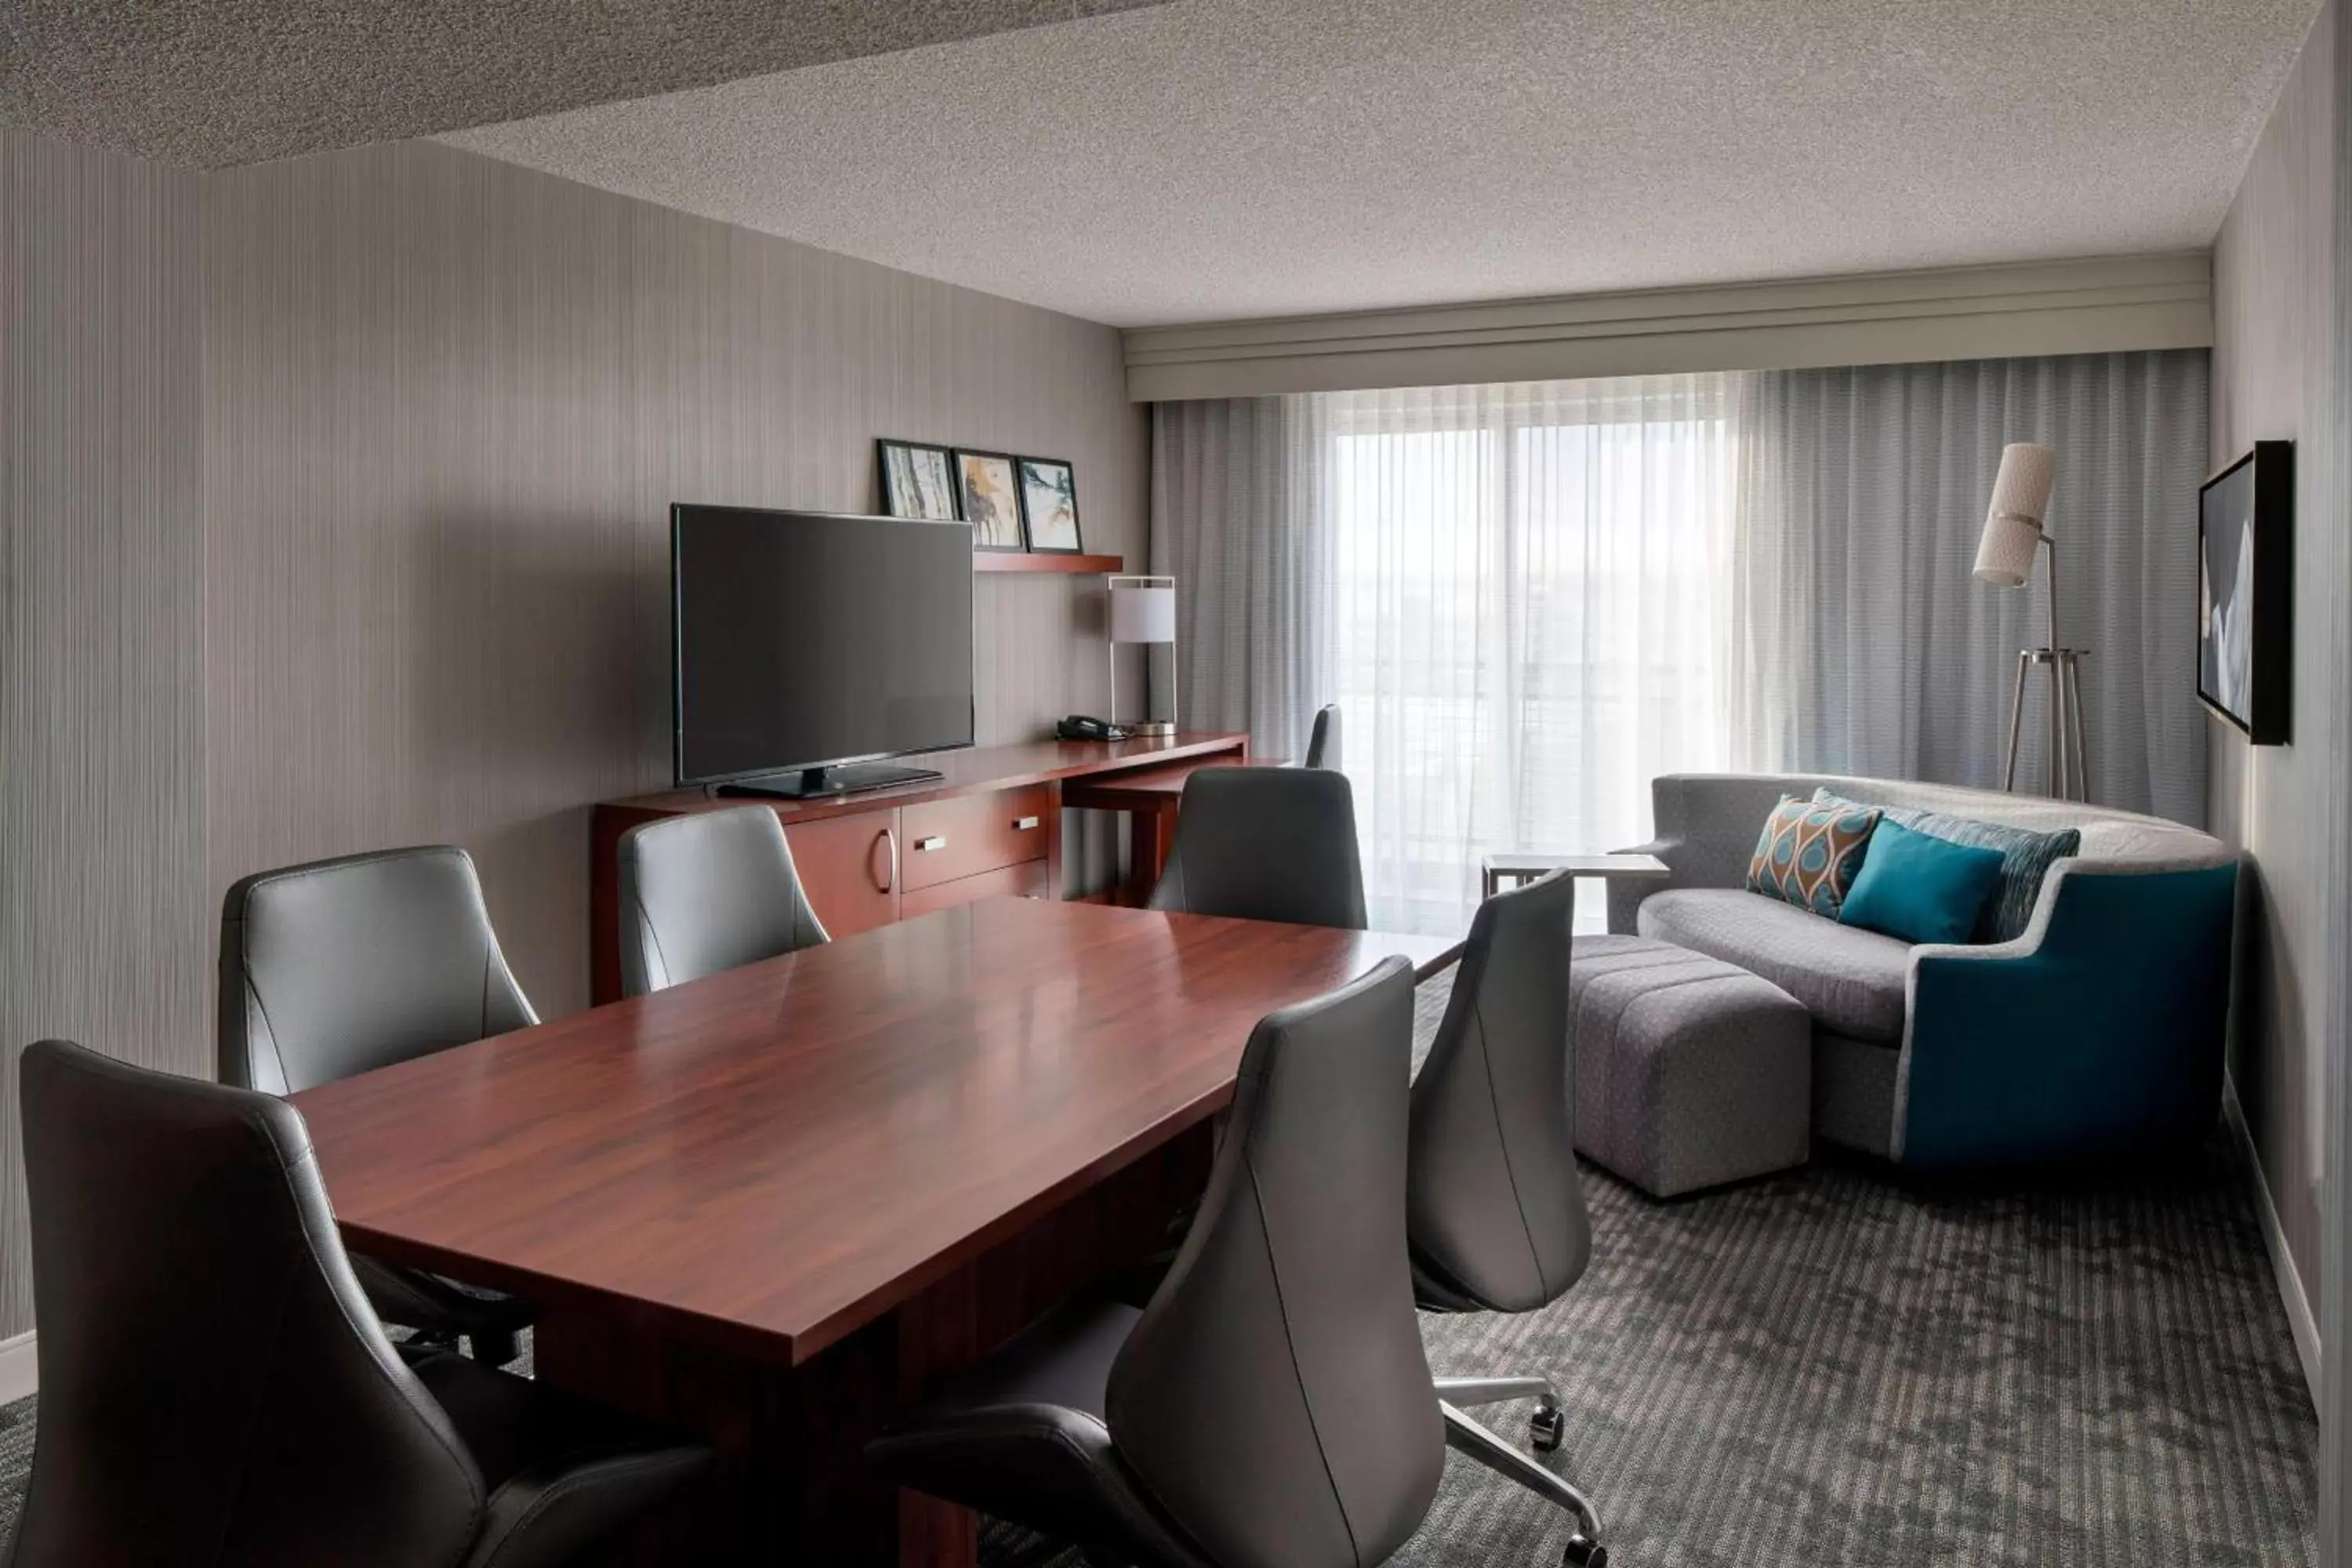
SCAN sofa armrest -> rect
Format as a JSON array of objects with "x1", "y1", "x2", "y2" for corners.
[
  {"x1": 1893, "y1": 858, "x2": 2238, "y2": 1167},
  {"x1": 1606, "y1": 773, "x2": 1835, "y2": 933},
  {"x1": 1605, "y1": 840, "x2": 1674, "y2": 933}
]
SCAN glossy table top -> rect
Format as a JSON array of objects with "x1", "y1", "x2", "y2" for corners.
[{"x1": 294, "y1": 897, "x2": 1459, "y2": 1366}]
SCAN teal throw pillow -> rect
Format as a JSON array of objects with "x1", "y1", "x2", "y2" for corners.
[
  {"x1": 1812, "y1": 789, "x2": 2080, "y2": 943},
  {"x1": 1748, "y1": 796, "x2": 1880, "y2": 918},
  {"x1": 1837, "y1": 818, "x2": 2007, "y2": 945}
]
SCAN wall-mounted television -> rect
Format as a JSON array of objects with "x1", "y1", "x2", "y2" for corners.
[
  {"x1": 672, "y1": 504, "x2": 975, "y2": 797},
  {"x1": 2197, "y1": 441, "x2": 2292, "y2": 746}
]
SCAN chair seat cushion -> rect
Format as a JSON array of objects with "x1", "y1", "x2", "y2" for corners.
[
  {"x1": 869, "y1": 1297, "x2": 1216, "y2": 1568},
  {"x1": 405, "y1": 1351, "x2": 707, "y2": 1568},
  {"x1": 1637, "y1": 887, "x2": 1912, "y2": 1043}
]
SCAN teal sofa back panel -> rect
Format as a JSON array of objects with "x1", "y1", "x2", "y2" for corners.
[{"x1": 1899, "y1": 862, "x2": 2238, "y2": 1169}]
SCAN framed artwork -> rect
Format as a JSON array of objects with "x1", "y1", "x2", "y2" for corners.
[
  {"x1": 1017, "y1": 456, "x2": 1083, "y2": 554},
  {"x1": 953, "y1": 449, "x2": 1026, "y2": 552},
  {"x1": 877, "y1": 439, "x2": 960, "y2": 522},
  {"x1": 2197, "y1": 439, "x2": 2292, "y2": 745}
]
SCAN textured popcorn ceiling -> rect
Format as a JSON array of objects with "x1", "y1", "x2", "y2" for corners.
[
  {"x1": 0, "y1": 0, "x2": 1171, "y2": 167},
  {"x1": 445, "y1": 0, "x2": 2320, "y2": 327}
]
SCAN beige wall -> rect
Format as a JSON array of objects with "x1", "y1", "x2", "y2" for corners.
[
  {"x1": 0, "y1": 132, "x2": 210, "y2": 1337},
  {"x1": 2210, "y1": 0, "x2": 2343, "y2": 1373},
  {"x1": 202, "y1": 140, "x2": 1146, "y2": 1016}
]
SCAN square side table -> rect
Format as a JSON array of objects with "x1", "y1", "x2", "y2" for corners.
[{"x1": 1480, "y1": 851, "x2": 1671, "y2": 902}]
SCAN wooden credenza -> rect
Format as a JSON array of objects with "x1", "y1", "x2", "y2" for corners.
[{"x1": 588, "y1": 732, "x2": 1250, "y2": 1003}]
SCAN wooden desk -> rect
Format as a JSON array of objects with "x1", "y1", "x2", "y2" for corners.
[
  {"x1": 590, "y1": 733, "x2": 1251, "y2": 1003},
  {"x1": 293, "y1": 898, "x2": 1459, "y2": 1566},
  {"x1": 1060, "y1": 754, "x2": 1256, "y2": 906}
]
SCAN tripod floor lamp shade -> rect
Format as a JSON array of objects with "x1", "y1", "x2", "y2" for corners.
[
  {"x1": 1974, "y1": 442, "x2": 2089, "y2": 800},
  {"x1": 1108, "y1": 575, "x2": 1176, "y2": 738}
]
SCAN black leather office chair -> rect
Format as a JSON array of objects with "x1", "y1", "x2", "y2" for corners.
[
  {"x1": 616, "y1": 805, "x2": 829, "y2": 997},
  {"x1": 218, "y1": 845, "x2": 538, "y2": 1363},
  {"x1": 1305, "y1": 702, "x2": 1341, "y2": 770},
  {"x1": 873, "y1": 957, "x2": 1444, "y2": 1568},
  {"x1": 1145, "y1": 766, "x2": 1367, "y2": 929},
  {"x1": 1410, "y1": 869, "x2": 1606, "y2": 1562},
  {"x1": 10, "y1": 1038, "x2": 707, "y2": 1568}
]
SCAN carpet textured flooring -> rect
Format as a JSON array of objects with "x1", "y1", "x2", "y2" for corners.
[{"x1": 0, "y1": 975, "x2": 2318, "y2": 1564}]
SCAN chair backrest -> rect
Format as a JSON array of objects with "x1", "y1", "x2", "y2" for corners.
[
  {"x1": 11, "y1": 1040, "x2": 484, "y2": 1567},
  {"x1": 1406, "y1": 870, "x2": 1590, "y2": 1312},
  {"x1": 1304, "y1": 703, "x2": 1341, "y2": 770},
  {"x1": 1107, "y1": 956, "x2": 1440, "y2": 1568},
  {"x1": 1145, "y1": 768, "x2": 1367, "y2": 930},
  {"x1": 616, "y1": 807, "x2": 829, "y2": 997},
  {"x1": 218, "y1": 845, "x2": 538, "y2": 1094}
]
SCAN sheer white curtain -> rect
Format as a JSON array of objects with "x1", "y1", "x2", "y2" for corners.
[{"x1": 1154, "y1": 378, "x2": 1741, "y2": 935}]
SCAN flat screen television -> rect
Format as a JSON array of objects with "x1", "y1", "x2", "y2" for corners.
[{"x1": 672, "y1": 504, "x2": 975, "y2": 796}]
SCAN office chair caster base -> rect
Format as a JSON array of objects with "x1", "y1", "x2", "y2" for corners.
[
  {"x1": 1530, "y1": 1406, "x2": 1565, "y2": 1453},
  {"x1": 1563, "y1": 1534, "x2": 1607, "y2": 1567}
]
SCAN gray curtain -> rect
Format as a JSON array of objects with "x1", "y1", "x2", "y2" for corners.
[
  {"x1": 1152, "y1": 348, "x2": 2212, "y2": 836},
  {"x1": 1149, "y1": 395, "x2": 1332, "y2": 760},
  {"x1": 1730, "y1": 350, "x2": 2211, "y2": 822}
]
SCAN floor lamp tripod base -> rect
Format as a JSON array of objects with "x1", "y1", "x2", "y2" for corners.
[{"x1": 2002, "y1": 647, "x2": 2090, "y2": 801}]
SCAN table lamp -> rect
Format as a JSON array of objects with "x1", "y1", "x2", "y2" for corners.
[
  {"x1": 1973, "y1": 443, "x2": 2088, "y2": 799},
  {"x1": 1107, "y1": 575, "x2": 1177, "y2": 739}
]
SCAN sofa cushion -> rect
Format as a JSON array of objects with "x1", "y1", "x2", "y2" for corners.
[
  {"x1": 1636, "y1": 887, "x2": 1911, "y2": 1044},
  {"x1": 1813, "y1": 788, "x2": 2080, "y2": 943},
  {"x1": 1838, "y1": 818, "x2": 2006, "y2": 945},
  {"x1": 1744, "y1": 796, "x2": 1880, "y2": 918}
]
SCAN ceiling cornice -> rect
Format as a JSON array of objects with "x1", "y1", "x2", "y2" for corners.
[{"x1": 1123, "y1": 252, "x2": 2214, "y2": 401}]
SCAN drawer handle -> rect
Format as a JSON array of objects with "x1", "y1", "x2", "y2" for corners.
[
  {"x1": 1012, "y1": 815, "x2": 1040, "y2": 831},
  {"x1": 914, "y1": 835, "x2": 947, "y2": 852}
]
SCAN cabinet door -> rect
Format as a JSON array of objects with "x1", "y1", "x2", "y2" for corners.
[{"x1": 782, "y1": 808, "x2": 902, "y2": 938}]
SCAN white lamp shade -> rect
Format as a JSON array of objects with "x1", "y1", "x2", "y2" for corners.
[
  {"x1": 1109, "y1": 583, "x2": 1176, "y2": 644},
  {"x1": 1974, "y1": 443, "x2": 2056, "y2": 586}
]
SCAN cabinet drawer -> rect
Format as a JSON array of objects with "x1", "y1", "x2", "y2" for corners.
[
  {"x1": 901, "y1": 787, "x2": 1051, "y2": 891},
  {"x1": 900, "y1": 860, "x2": 1050, "y2": 919}
]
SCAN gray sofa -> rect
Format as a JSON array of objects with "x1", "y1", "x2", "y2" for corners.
[{"x1": 1607, "y1": 774, "x2": 2240, "y2": 1169}]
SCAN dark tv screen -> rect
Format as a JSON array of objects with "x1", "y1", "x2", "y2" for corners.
[{"x1": 673, "y1": 505, "x2": 975, "y2": 785}]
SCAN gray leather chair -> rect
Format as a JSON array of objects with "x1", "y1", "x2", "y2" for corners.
[
  {"x1": 1305, "y1": 702, "x2": 1341, "y2": 770},
  {"x1": 1410, "y1": 869, "x2": 1606, "y2": 1562},
  {"x1": 615, "y1": 805, "x2": 829, "y2": 997},
  {"x1": 218, "y1": 845, "x2": 539, "y2": 1363},
  {"x1": 1146, "y1": 766, "x2": 1367, "y2": 930},
  {"x1": 10, "y1": 1038, "x2": 707, "y2": 1568},
  {"x1": 872, "y1": 956, "x2": 1443, "y2": 1568}
]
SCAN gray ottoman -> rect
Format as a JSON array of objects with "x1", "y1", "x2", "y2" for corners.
[{"x1": 1571, "y1": 935, "x2": 1812, "y2": 1198}]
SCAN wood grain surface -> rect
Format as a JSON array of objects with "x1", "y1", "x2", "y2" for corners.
[{"x1": 292, "y1": 896, "x2": 1459, "y2": 1367}]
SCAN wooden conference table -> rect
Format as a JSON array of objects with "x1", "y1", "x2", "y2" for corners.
[{"x1": 293, "y1": 896, "x2": 1461, "y2": 1566}]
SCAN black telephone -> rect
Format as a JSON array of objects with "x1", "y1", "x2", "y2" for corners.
[{"x1": 1057, "y1": 714, "x2": 1131, "y2": 742}]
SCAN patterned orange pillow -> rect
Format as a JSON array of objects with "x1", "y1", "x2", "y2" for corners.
[{"x1": 1747, "y1": 796, "x2": 1882, "y2": 917}]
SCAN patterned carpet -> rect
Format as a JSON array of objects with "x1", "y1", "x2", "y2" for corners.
[{"x1": 0, "y1": 974, "x2": 2319, "y2": 1565}]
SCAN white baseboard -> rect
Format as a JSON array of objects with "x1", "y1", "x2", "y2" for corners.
[
  {"x1": 0, "y1": 1330, "x2": 34, "y2": 1406},
  {"x1": 2224, "y1": 1078, "x2": 2321, "y2": 1409}
]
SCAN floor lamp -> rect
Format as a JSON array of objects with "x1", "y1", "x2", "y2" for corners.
[{"x1": 1974, "y1": 442, "x2": 2089, "y2": 800}]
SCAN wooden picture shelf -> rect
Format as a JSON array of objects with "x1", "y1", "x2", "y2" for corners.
[{"x1": 973, "y1": 552, "x2": 1124, "y2": 575}]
